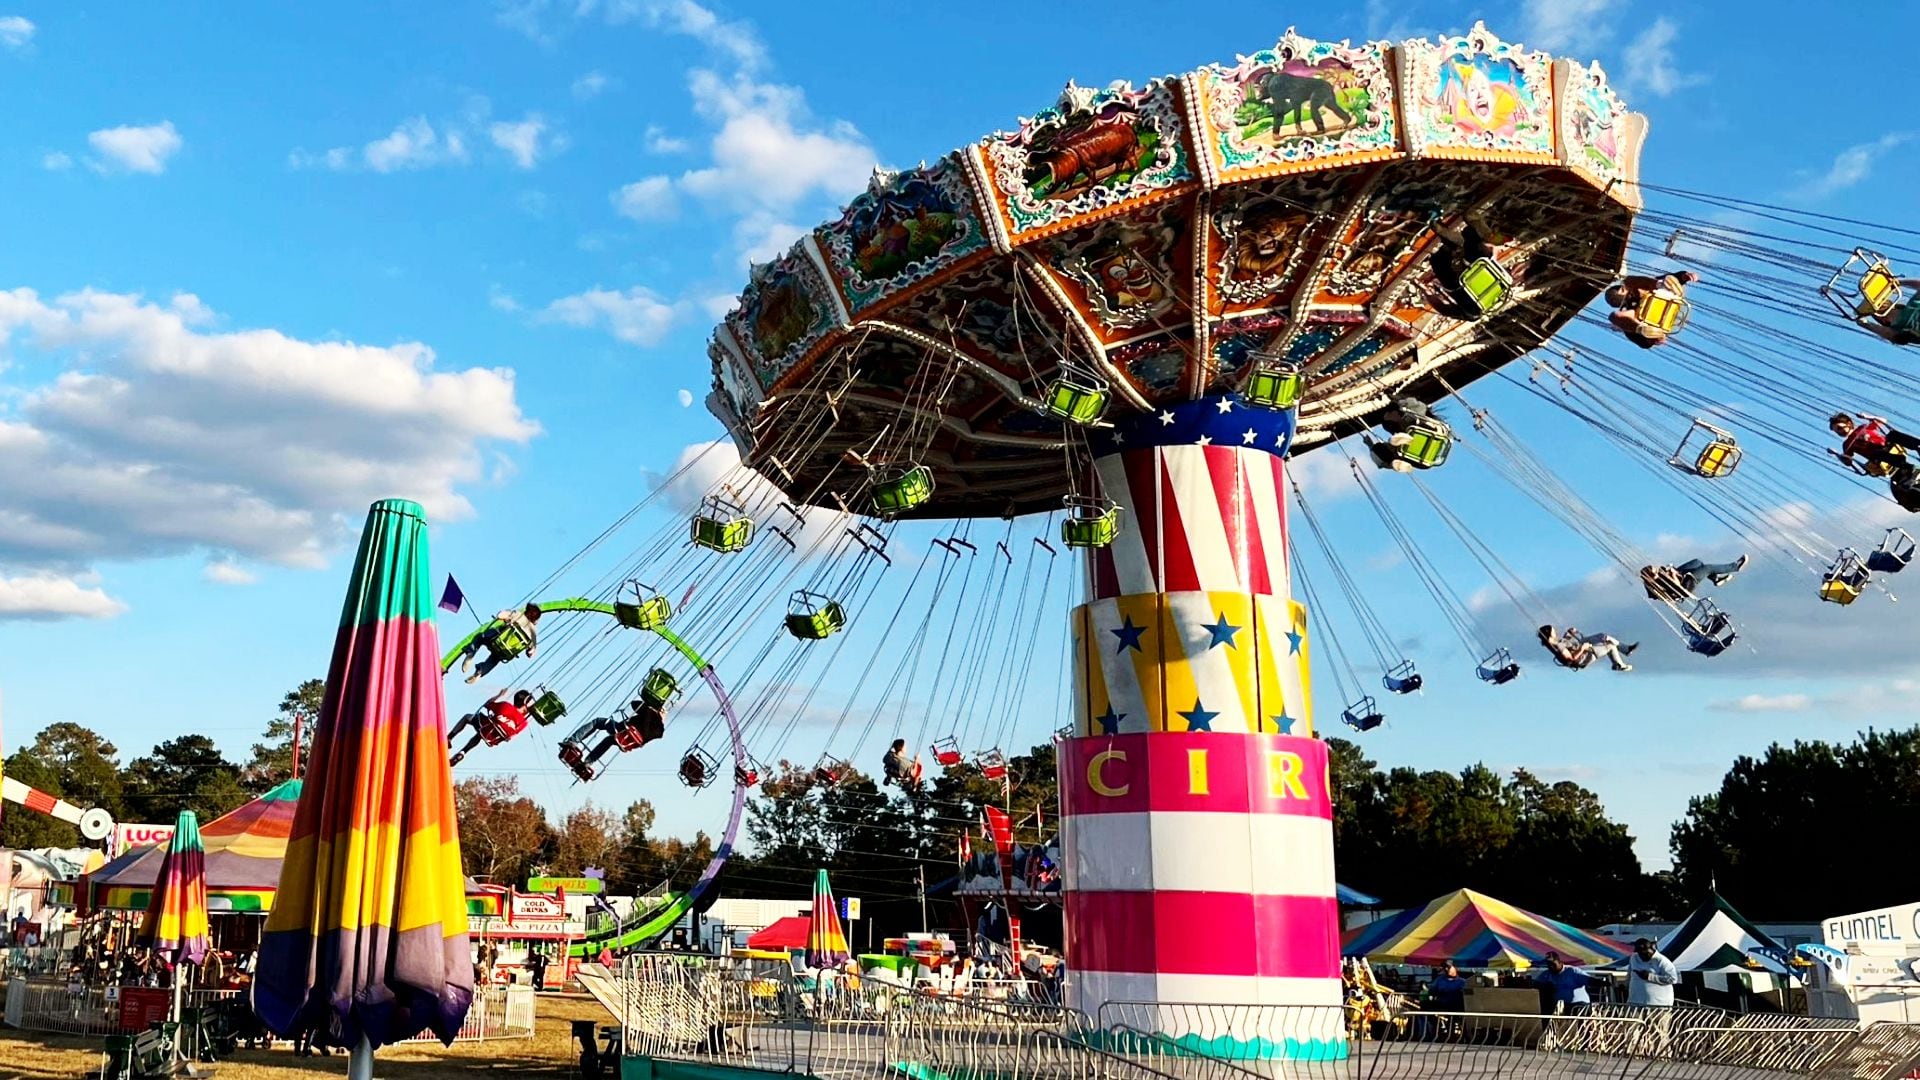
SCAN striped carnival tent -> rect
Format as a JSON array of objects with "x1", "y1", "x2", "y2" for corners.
[
  {"x1": 80, "y1": 780, "x2": 503, "y2": 917},
  {"x1": 1647, "y1": 893, "x2": 1792, "y2": 974},
  {"x1": 1342, "y1": 888, "x2": 1630, "y2": 969},
  {"x1": 85, "y1": 780, "x2": 305, "y2": 912}
]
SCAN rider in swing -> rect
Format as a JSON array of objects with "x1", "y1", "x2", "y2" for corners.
[
  {"x1": 1537, "y1": 625, "x2": 1637, "y2": 672},
  {"x1": 1606, "y1": 270, "x2": 1699, "y2": 349},
  {"x1": 457, "y1": 602, "x2": 544, "y2": 683},
  {"x1": 882, "y1": 738, "x2": 924, "y2": 791},
  {"x1": 448, "y1": 688, "x2": 536, "y2": 766}
]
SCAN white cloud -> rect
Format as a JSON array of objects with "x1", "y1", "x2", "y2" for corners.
[
  {"x1": 87, "y1": 121, "x2": 183, "y2": 174},
  {"x1": 572, "y1": 70, "x2": 611, "y2": 100},
  {"x1": 700, "y1": 293, "x2": 737, "y2": 320},
  {"x1": 488, "y1": 285, "x2": 521, "y2": 312},
  {"x1": 202, "y1": 560, "x2": 257, "y2": 586},
  {"x1": 1621, "y1": 18, "x2": 1705, "y2": 98},
  {"x1": 1710, "y1": 693, "x2": 1812, "y2": 713},
  {"x1": 677, "y1": 388, "x2": 694, "y2": 407},
  {"x1": 732, "y1": 213, "x2": 808, "y2": 267},
  {"x1": 540, "y1": 287, "x2": 681, "y2": 347},
  {"x1": 1800, "y1": 133, "x2": 1912, "y2": 200},
  {"x1": 365, "y1": 117, "x2": 468, "y2": 172},
  {"x1": 613, "y1": 176, "x2": 678, "y2": 221},
  {"x1": 1520, "y1": 0, "x2": 1611, "y2": 52},
  {"x1": 489, "y1": 113, "x2": 550, "y2": 169},
  {"x1": 676, "y1": 68, "x2": 875, "y2": 213},
  {"x1": 634, "y1": 0, "x2": 765, "y2": 71},
  {"x1": 0, "y1": 287, "x2": 537, "y2": 582},
  {"x1": 0, "y1": 573, "x2": 126, "y2": 621},
  {"x1": 644, "y1": 124, "x2": 689, "y2": 154},
  {"x1": 1287, "y1": 441, "x2": 1363, "y2": 504},
  {"x1": 0, "y1": 15, "x2": 32, "y2": 49},
  {"x1": 41, "y1": 151, "x2": 71, "y2": 171}
]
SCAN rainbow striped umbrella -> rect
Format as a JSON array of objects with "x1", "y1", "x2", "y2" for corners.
[
  {"x1": 134, "y1": 809, "x2": 210, "y2": 968},
  {"x1": 1342, "y1": 888, "x2": 1629, "y2": 969},
  {"x1": 805, "y1": 868, "x2": 850, "y2": 970},
  {"x1": 255, "y1": 499, "x2": 472, "y2": 1054}
]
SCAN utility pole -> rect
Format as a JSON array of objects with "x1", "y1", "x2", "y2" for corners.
[
  {"x1": 917, "y1": 865, "x2": 928, "y2": 933},
  {"x1": 291, "y1": 711, "x2": 305, "y2": 781}
]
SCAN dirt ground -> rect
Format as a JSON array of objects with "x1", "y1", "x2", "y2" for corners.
[{"x1": 0, "y1": 994, "x2": 611, "y2": 1080}]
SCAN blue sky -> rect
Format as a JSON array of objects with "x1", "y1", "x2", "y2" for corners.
[{"x1": 2, "y1": 1, "x2": 1916, "y2": 874}]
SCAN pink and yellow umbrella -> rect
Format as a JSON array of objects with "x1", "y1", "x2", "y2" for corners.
[
  {"x1": 134, "y1": 808, "x2": 210, "y2": 968},
  {"x1": 255, "y1": 499, "x2": 472, "y2": 1057},
  {"x1": 806, "y1": 869, "x2": 850, "y2": 970}
]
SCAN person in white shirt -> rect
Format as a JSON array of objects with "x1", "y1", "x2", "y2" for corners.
[
  {"x1": 1628, "y1": 937, "x2": 1679, "y2": 1053},
  {"x1": 1627, "y1": 938, "x2": 1677, "y2": 1006}
]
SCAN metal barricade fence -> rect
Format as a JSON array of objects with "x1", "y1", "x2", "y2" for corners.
[
  {"x1": 4, "y1": 978, "x2": 131, "y2": 1036},
  {"x1": 1806, "y1": 1023, "x2": 1920, "y2": 1080},
  {"x1": 608, "y1": 958, "x2": 1920, "y2": 1080}
]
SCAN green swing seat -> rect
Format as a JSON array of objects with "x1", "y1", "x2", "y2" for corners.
[
  {"x1": 691, "y1": 513, "x2": 754, "y2": 553},
  {"x1": 529, "y1": 691, "x2": 567, "y2": 726},
  {"x1": 1060, "y1": 497, "x2": 1122, "y2": 549},
  {"x1": 639, "y1": 667, "x2": 680, "y2": 709},
  {"x1": 1244, "y1": 355, "x2": 1303, "y2": 410},
  {"x1": 1459, "y1": 257, "x2": 1513, "y2": 314},
  {"x1": 615, "y1": 593, "x2": 673, "y2": 631},
  {"x1": 1043, "y1": 370, "x2": 1111, "y2": 424},
  {"x1": 786, "y1": 592, "x2": 847, "y2": 640},
  {"x1": 871, "y1": 466, "x2": 934, "y2": 516}
]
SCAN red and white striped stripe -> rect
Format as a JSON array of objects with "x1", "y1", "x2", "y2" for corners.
[{"x1": 1089, "y1": 445, "x2": 1291, "y2": 599}]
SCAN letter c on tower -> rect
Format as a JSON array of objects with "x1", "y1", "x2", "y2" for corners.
[{"x1": 1088, "y1": 750, "x2": 1129, "y2": 797}]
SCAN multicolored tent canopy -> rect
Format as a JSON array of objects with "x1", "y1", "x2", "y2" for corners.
[
  {"x1": 134, "y1": 809, "x2": 210, "y2": 967},
  {"x1": 1342, "y1": 888, "x2": 1629, "y2": 969},
  {"x1": 86, "y1": 780, "x2": 303, "y2": 912}
]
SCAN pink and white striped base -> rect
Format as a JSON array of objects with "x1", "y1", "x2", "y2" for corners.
[{"x1": 1060, "y1": 733, "x2": 1345, "y2": 1058}]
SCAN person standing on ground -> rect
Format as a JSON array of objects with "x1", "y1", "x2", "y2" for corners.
[
  {"x1": 1627, "y1": 938, "x2": 1677, "y2": 1007},
  {"x1": 1535, "y1": 952, "x2": 1595, "y2": 1012},
  {"x1": 529, "y1": 947, "x2": 549, "y2": 991},
  {"x1": 1628, "y1": 937, "x2": 1679, "y2": 1052}
]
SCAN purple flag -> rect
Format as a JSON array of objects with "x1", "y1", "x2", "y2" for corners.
[{"x1": 437, "y1": 575, "x2": 465, "y2": 615}]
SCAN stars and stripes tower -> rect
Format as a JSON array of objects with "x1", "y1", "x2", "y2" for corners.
[{"x1": 1061, "y1": 394, "x2": 1344, "y2": 1060}]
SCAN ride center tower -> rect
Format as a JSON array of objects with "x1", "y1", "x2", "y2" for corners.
[{"x1": 704, "y1": 22, "x2": 1642, "y2": 1063}]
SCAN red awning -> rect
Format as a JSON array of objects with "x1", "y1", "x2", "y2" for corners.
[{"x1": 746, "y1": 915, "x2": 809, "y2": 951}]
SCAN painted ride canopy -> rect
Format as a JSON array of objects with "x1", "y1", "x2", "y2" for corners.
[{"x1": 1342, "y1": 887, "x2": 1629, "y2": 968}]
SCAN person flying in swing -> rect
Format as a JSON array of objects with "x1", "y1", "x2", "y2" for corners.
[
  {"x1": 1537, "y1": 624, "x2": 1637, "y2": 672},
  {"x1": 882, "y1": 738, "x2": 923, "y2": 791},
  {"x1": 447, "y1": 688, "x2": 536, "y2": 766},
  {"x1": 457, "y1": 602, "x2": 544, "y2": 683},
  {"x1": 1606, "y1": 270, "x2": 1699, "y2": 349},
  {"x1": 1428, "y1": 214, "x2": 1497, "y2": 320},
  {"x1": 1854, "y1": 273, "x2": 1920, "y2": 345},
  {"x1": 1830, "y1": 413, "x2": 1920, "y2": 472},
  {"x1": 1639, "y1": 554, "x2": 1750, "y2": 603},
  {"x1": 1367, "y1": 397, "x2": 1450, "y2": 473}
]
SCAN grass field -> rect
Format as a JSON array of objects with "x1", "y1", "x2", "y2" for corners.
[{"x1": 0, "y1": 995, "x2": 609, "y2": 1080}]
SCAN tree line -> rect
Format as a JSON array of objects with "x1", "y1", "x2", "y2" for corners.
[{"x1": 7, "y1": 676, "x2": 1918, "y2": 928}]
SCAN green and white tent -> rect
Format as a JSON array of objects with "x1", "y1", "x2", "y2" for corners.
[{"x1": 1656, "y1": 893, "x2": 1790, "y2": 975}]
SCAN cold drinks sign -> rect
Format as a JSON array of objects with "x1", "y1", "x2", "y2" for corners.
[{"x1": 1822, "y1": 901, "x2": 1920, "y2": 954}]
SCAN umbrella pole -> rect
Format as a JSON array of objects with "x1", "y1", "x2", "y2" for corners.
[{"x1": 349, "y1": 1036, "x2": 374, "y2": 1080}]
